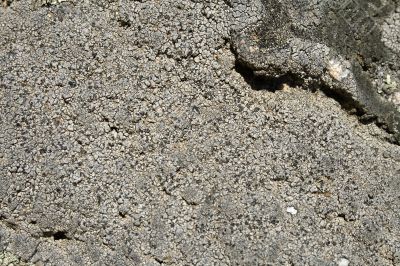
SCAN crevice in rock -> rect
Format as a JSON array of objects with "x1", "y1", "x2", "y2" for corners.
[
  {"x1": 222, "y1": 0, "x2": 233, "y2": 8},
  {"x1": 337, "y1": 213, "x2": 356, "y2": 222},
  {"x1": 110, "y1": 125, "x2": 119, "y2": 132},
  {"x1": 27, "y1": 241, "x2": 41, "y2": 262},
  {"x1": 117, "y1": 17, "x2": 132, "y2": 29},
  {"x1": 234, "y1": 59, "x2": 304, "y2": 92},
  {"x1": 234, "y1": 54, "x2": 366, "y2": 116},
  {"x1": 154, "y1": 257, "x2": 164, "y2": 265},
  {"x1": 230, "y1": 44, "x2": 399, "y2": 145},
  {"x1": 318, "y1": 83, "x2": 365, "y2": 118},
  {"x1": 42, "y1": 230, "x2": 69, "y2": 241},
  {"x1": 40, "y1": 2, "x2": 53, "y2": 8},
  {"x1": 181, "y1": 197, "x2": 199, "y2": 206}
]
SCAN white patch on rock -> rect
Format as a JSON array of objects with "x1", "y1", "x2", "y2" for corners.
[
  {"x1": 338, "y1": 258, "x2": 350, "y2": 266},
  {"x1": 391, "y1": 91, "x2": 400, "y2": 105},
  {"x1": 286, "y1": 206, "x2": 297, "y2": 215},
  {"x1": 327, "y1": 58, "x2": 350, "y2": 82}
]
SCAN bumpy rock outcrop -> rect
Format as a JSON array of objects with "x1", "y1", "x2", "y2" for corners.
[
  {"x1": 0, "y1": 0, "x2": 399, "y2": 265},
  {"x1": 230, "y1": 0, "x2": 400, "y2": 143}
]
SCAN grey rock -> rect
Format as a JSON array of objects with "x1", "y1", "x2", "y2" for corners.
[
  {"x1": 0, "y1": 0, "x2": 399, "y2": 265},
  {"x1": 230, "y1": 0, "x2": 400, "y2": 143}
]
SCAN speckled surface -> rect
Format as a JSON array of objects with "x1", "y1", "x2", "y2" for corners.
[{"x1": 0, "y1": 1, "x2": 399, "y2": 265}]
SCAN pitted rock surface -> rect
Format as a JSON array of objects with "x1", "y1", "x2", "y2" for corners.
[{"x1": 1, "y1": 1, "x2": 400, "y2": 265}]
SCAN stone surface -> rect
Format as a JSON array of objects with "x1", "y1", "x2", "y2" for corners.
[
  {"x1": 0, "y1": 0, "x2": 399, "y2": 265},
  {"x1": 230, "y1": 0, "x2": 400, "y2": 143}
]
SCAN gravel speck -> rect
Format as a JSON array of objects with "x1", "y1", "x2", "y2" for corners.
[{"x1": 286, "y1": 207, "x2": 298, "y2": 215}]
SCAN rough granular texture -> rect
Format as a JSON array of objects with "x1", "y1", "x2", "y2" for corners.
[
  {"x1": 231, "y1": 0, "x2": 400, "y2": 141},
  {"x1": 0, "y1": 0, "x2": 399, "y2": 265}
]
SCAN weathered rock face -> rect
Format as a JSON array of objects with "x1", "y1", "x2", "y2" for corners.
[
  {"x1": 0, "y1": 0, "x2": 399, "y2": 265},
  {"x1": 230, "y1": 0, "x2": 400, "y2": 142}
]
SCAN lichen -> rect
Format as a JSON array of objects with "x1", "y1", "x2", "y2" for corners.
[{"x1": 0, "y1": 251, "x2": 32, "y2": 266}]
